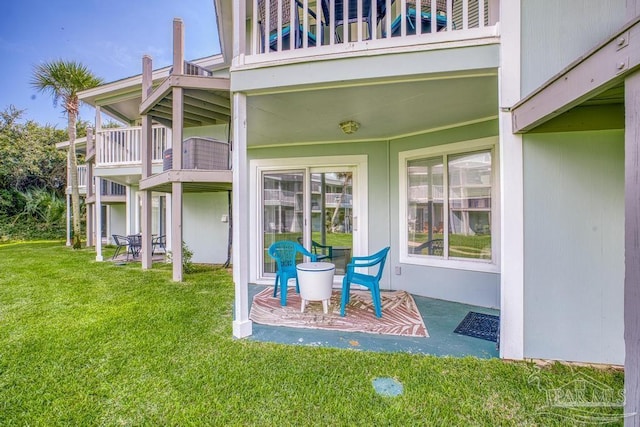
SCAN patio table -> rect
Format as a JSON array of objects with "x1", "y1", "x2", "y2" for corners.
[{"x1": 296, "y1": 262, "x2": 335, "y2": 314}]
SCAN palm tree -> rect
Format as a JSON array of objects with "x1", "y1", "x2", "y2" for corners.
[{"x1": 31, "y1": 60, "x2": 102, "y2": 248}]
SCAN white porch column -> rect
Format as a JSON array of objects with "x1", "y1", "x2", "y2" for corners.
[
  {"x1": 95, "y1": 176, "x2": 103, "y2": 262},
  {"x1": 166, "y1": 194, "x2": 172, "y2": 251},
  {"x1": 170, "y1": 18, "x2": 184, "y2": 282},
  {"x1": 170, "y1": 85, "x2": 184, "y2": 282},
  {"x1": 140, "y1": 55, "x2": 153, "y2": 270},
  {"x1": 498, "y1": 0, "x2": 523, "y2": 360},
  {"x1": 232, "y1": 92, "x2": 252, "y2": 338},
  {"x1": 624, "y1": 69, "x2": 640, "y2": 427},
  {"x1": 86, "y1": 128, "x2": 95, "y2": 248},
  {"x1": 125, "y1": 186, "x2": 134, "y2": 236}
]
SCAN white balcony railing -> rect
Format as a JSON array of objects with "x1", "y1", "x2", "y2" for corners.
[
  {"x1": 97, "y1": 126, "x2": 171, "y2": 167},
  {"x1": 325, "y1": 192, "x2": 352, "y2": 207},
  {"x1": 408, "y1": 184, "x2": 444, "y2": 202},
  {"x1": 264, "y1": 189, "x2": 296, "y2": 205},
  {"x1": 249, "y1": 0, "x2": 497, "y2": 58}
]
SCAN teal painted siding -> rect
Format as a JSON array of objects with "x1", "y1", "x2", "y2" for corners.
[
  {"x1": 523, "y1": 130, "x2": 624, "y2": 365},
  {"x1": 521, "y1": 0, "x2": 626, "y2": 98}
]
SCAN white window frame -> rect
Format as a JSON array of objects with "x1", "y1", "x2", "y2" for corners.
[
  {"x1": 250, "y1": 155, "x2": 368, "y2": 285},
  {"x1": 399, "y1": 136, "x2": 500, "y2": 273}
]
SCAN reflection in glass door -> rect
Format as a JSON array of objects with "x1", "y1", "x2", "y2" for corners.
[
  {"x1": 262, "y1": 171, "x2": 304, "y2": 274},
  {"x1": 310, "y1": 171, "x2": 353, "y2": 275}
]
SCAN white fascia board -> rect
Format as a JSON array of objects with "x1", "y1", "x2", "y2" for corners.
[
  {"x1": 214, "y1": 0, "x2": 232, "y2": 64},
  {"x1": 55, "y1": 137, "x2": 87, "y2": 151}
]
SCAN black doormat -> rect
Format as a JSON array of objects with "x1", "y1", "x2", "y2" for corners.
[{"x1": 454, "y1": 311, "x2": 499, "y2": 342}]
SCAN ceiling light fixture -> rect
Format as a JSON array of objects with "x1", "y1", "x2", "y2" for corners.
[{"x1": 339, "y1": 120, "x2": 360, "y2": 135}]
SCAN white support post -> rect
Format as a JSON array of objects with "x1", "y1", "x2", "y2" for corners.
[
  {"x1": 95, "y1": 177, "x2": 103, "y2": 262},
  {"x1": 86, "y1": 128, "x2": 94, "y2": 248},
  {"x1": 232, "y1": 0, "x2": 246, "y2": 65},
  {"x1": 66, "y1": 193, "x2": 71, "y2": 247},
  {"x1": 170, "y1": 77, "x2": 184, "y2": 281},
  {"x1": 172, "y1": 182, "x2": 183, "y2": 282},
  {"x1": 133, "y1": 189, "x2": 140, "y2": 234},
  {"x1": 173, "y1": 19, "x2": 184, "y2": 75},
  {"x1": 166, "y1": 194, "x2": 172, "y2": 252},
  {"x1": 624, "y1": 69, "x2": 640, "y2": 427},
  {"x1": 498, "y1": 0, "x2": 523, "y2": 360},
  {"x1": 232, "y1": 92, "x2": 253, "y2": 338},
  {"x1": 140, "y1": 55, "x2": 153, "y2": 270},
  {"x1": 125, "y1": 186, "x2": 132, "y2": 236}
]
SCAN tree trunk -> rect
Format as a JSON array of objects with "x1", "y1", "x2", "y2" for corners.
[
  {"x1": 330, "y1": 173, "x2": 351, "y2": 232},
  {"x1": 68, "y1": 112, "x2": 82, "y2": 249}
]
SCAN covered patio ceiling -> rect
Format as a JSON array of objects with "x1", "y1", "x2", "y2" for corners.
[{"x1": 246, "y1": 72, "x2": 499, "y2": 146}]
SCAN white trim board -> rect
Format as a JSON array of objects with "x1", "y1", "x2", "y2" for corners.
[{"x1": 249, "y1": 155, "x2": 368, "y2": 285}]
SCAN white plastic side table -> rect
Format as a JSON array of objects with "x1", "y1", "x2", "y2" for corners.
[{"x1": 296, "y1": 262, "x2": 335, "y2": 314}]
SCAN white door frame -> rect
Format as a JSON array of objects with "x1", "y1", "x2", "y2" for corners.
[{"x1": 250, "y1": 155, "x2": 368, "y2": 285}]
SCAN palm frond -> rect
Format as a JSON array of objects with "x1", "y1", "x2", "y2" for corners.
[{"x1": 31, "y1": 60, "x2": 103, "y2": 113}]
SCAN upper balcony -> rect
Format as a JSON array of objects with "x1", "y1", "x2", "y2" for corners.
[
  {"x1": 236, "y1": 0, "x2": 499, "y2": 66},
  {"x1": 96, "y1": 126, "x2": 170, "y2": 168}
]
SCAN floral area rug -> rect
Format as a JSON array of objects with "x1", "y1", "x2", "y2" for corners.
[{"x1": 249, "y1": 287, "x2": 428, "y2": 337}]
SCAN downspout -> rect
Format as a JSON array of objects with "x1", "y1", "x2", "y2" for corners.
[{"x1": 223, "y1": 122, "x2": 232, "y2": 268}]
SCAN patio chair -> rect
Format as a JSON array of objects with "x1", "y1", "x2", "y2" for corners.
[
  {"x1": 410, "y1": 238, "x2": 443, "y2": 256},
  {"x1": 258, "y1": 0, "x2": 319, "y2": 52},
  {"x1": 321, "y1": 0, "x2": 387, "y2": 42},
  {"x1": 268, "y1": 240, "x2": 318, "y2": 306},
  {"x1": 340, "y1": 246, "x2": 390, "y2": 318},
  {"x1": 111, "y1": 234, "x2": 130, "y2": 260},
  {"x1": 152, "y1": 235, "x2": 166, "y2": 255},
  {"x1": 296, "y1": 237, "x2": 333, "y2": 261},
  {"x1": 387, "y1": 0, "x2": 451, "y2": 37},
  {"x1": 127, "y1": 234, "x2": 142, "y2": 259}
]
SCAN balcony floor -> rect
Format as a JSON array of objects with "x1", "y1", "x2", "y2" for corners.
[{"x1": 246, "y1": 285, "x2": 499, "y2": 358}]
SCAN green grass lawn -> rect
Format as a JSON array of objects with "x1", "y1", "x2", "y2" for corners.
[{"x1": 0, "y1": 242, "x2": 624, "y2": 425}]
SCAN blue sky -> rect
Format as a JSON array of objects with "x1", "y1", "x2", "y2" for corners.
[{"x1": 0, "y1": 0, "x2": 220, "y2": 128}]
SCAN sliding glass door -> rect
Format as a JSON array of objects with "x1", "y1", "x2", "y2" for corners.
[{"x1": 261, "y1": 168, "x2": 354, "y2": 277}]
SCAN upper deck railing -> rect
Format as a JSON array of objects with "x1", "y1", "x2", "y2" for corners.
[
  {"x1": 96, "y1": 126, "x2": 171, "y2": 167},
  {"x1": 246, "y1": 0, "x2": 498, "y2": 62}
]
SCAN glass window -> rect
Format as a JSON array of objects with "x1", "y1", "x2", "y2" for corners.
[
  {"x1": 407, "y1": 157, "x2": 444, "y2": 256},
  {"x1": 405, "y1": 148, "x2": 493, "y2": 263},
  {"x1": 448, "y1": 151, "x2": 492, "y2": 260}
]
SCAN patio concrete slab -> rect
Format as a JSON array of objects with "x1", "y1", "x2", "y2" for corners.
[{"x1": 246, "y1": 285, "x2": 499, "y2": 359}]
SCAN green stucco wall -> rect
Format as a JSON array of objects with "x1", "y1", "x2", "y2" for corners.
[
  {"x1": 521, "y1": 0, "x2": 626, "y2": 98},
  {"x1": 523, "y1": 130, "x2": 624, "y2": 365}
]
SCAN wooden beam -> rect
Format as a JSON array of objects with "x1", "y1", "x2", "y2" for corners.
[
  {"x1": 173, "y1": 18, "x2": 184, "y2": 75},
  {"x1": 157, "y1": 99, "x2": 229, "y2": 122},
  {"x1": 183, "y1": 92, "x2": 232, "y2": 116},
  {"x1": 181, "y1": 89, "x2": 231, "y2": 109},
  {"x1": 146, "y1": 108, "x2": 201, "y2": 127},
  {"x1": 151, "y1": 104, "x2": 208, "y2": 126},
  {"x1": 140, "y1": 76, "x2": 231, "y2": 115},
  {"x1": 512, "y1": 17, "x2": 640, "y2": 133},
  {"x1": 139, "y1": 77, "x2": 173, "y2": 115},
  {"x1": 624, "y1": 70, "x2": 640, "y2": 427}
]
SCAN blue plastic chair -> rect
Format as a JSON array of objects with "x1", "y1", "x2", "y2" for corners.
[
  {"x1": 268, "y1": 241, "x2": 317, "y2": 306},
  {"x1": 340, "y1": 246, "x2": 390, "y2": 318}
]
